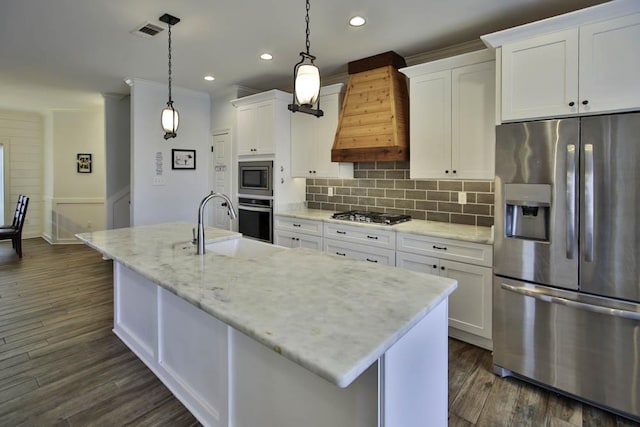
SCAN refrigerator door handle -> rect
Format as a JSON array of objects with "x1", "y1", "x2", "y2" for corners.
[
  {"x1": 566, "y1": 144, "x2": 576, "y2": 259},
  {"x1": 500, "y1": 283, "x2": 640, "y2": 321},
  {"x1": 584, "y1": 144, "x2": 595, "y2": 262}
]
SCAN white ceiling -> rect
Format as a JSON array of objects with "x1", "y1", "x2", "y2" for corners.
[{"x1": 0, "y1": 0, "x2": 607, "y2": 112}]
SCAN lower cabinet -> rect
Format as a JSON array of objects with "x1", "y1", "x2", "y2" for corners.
[
  {"x1": 274, "y1": 215, "x2": 493, "y2": 349},
  {"x1": 396, "y1": 233, "x2": 493, "y2": 350}
]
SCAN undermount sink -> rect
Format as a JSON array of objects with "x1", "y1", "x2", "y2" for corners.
[{"x1": 206, "y1": 238, "x2": 285, "y2": 259}]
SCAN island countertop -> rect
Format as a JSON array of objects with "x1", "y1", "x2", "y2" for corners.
[{"x1": 76, "y1": 222, "x2": 456, "y2": 388}]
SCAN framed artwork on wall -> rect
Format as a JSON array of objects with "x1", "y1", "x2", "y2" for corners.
[
  {"x1": 77, "y1": 153, "x2": 92, "y2": 173},
  {"x1": 172, "y1": 149, "x2": 196, "y2": 170}
]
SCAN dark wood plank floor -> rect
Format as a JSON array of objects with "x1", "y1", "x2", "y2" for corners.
[{"x1": 0, "y1": 238, "x2": 637, "y2": 426}]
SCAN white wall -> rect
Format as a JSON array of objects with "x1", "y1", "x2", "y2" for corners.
[
  {"x1": 130, "y1": 79, "x2": 211, "y2": 226},
  {"x1": 0, "y1": 109, "x2": 44, "y2": 238},
  {"x1": 46, "y1": 109, "x2": 106, "y2": 243}
]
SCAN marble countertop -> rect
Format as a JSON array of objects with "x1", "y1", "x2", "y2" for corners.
[
  {"x1": 275, "y1": 208, "x2": 494, "y2": 244},
  {"x1": 76, "y1": 222, "x2": 456, "y2": 388}
]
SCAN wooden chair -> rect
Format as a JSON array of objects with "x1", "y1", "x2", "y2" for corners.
[
  {"x1": 0, "y1": 195, "x2": 29, "y2": 257},
  {"x1": 1, "y1": 195, "x2": 26, "y2": 229}
]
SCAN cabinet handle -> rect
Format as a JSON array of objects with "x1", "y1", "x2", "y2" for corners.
[
  {"x1": 433, "y1": 245, "x2": 447, "y2": 250},
  {"x1": 366, "y1": 235, "x2": 379, "y2": 240},
  {"x1": 309, "y1": 170, "x2": 312, "y2": 174},
  {"x1": 293, "y1": 223, "x2": 301, "y2": 227},
  {"x1": 295, "y1": 238, "x2": 300, "y2": 241},
  {"x1": 582, "y1": 100, "x2": 589, "y2": 105},
  {"x1": 291, "y1": 237, "x2": 296, "y2": 240},
  {"x1": 336, "y1": 252, "x2": 346, "y2": 256},
  {"x1": 440, "y1": 266, "x2": 445, "y2": 271},
  {"x1": 432, "y1": 264, "x2": 438, "y2": 269},
  {"x1": 452, "y1": 170, "x2": 457, "y2": 174},
  {"x1": 366, "y1": 258, "x2": 378, "y2": 263},
  {"x1": 336, "y1": 230, "x2": 346, "y2": 235},
  {"x1": 569, "y1": 101, "x2": 575, "y2": 107},
  {"x1": 445, "y1": 170, "x2": 449, "y2": 174}
]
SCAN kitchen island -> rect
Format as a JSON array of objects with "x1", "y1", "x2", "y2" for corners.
[{"x1": 77, "y1": 222, "x2": 456, "y2": 427}]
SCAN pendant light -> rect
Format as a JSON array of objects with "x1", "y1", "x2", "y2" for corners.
[
  {"x1": 288, "y1": 0, "x2": 323, "y2": 118},
  {"x1": 160, "y1": 13, "x2": 181, "y2": 139}
]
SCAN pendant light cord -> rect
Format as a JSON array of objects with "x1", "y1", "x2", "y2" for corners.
[
  {"x1": 305, "y1": 0, "x2": 311, "y2": 56},
  {"x1": 167, "y1": 24, "x2": 173, "y2": 104}
]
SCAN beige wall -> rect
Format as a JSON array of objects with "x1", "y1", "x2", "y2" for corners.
[{"x1": 0, "y1": 109, "x2": 44, "y2": 238}]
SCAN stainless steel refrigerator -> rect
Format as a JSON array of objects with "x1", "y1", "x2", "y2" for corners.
[{"x1": 493, "y1": 112, "x2": 640, "y2": 421}]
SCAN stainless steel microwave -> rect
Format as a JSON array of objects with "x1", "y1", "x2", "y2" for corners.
[{"x1": 238, "y1": 161, "x2": 273, "y2": 196}]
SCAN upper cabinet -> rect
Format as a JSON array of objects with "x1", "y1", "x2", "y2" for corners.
[
  {"x1": 482, "y1": 1, "x2": 640, "y2": 122},
  {"x1": 232, "y1": 90, "x2": 291, "y2": 156},
  {"x1": 291, "y1": 84, "x2": 353, "y2": 178},
  {"x1": 401, "y1": 50, "x2": 496, "y2": 180}
]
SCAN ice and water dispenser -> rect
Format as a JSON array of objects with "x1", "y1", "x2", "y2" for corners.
[{"x1": 504, "y1": 184, "x2": 551, "y2": 242}]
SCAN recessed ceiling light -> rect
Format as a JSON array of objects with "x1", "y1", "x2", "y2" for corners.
[
  {"x1": 260, "y1": 53, "x2": 273, "y2": 61},
  {"x1": 349, "y1": 16, "x2": 366, "y2": 27},
  {"x1": 204, "y1": 75, "x2": 215, "y2": 81}
]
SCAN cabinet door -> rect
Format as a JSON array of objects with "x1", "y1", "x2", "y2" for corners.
[
  {"x1": 290, "y1": 110, "x2": 315, "y2": 177},
  {"x1": 501, "y1": 28, "x2": 579, "y2": 121},
  {"x1": 451, "y1": 61, "x2": 496, "y2": 180},
  {"x1": 314, "y1": 92, "x2": 342, "y2": 177},
  {"x1": 441, "y1": 259, "x2": 492, "y2": 340},
  {"x1": 237, "y1": 105, "x2": 257, "y2": 155},
  {"x1": 396, "y1": 251, "x2": 441, "y2": 276},
  {"x1": 256, "y1": 102, "x2": 275, "y2": 154},
  {"x1": 579, "y1": 13, "x2": 640, "y2": 115},
  {"x1": 409, "y1": 70, "x2": 452, "y2": 179}
]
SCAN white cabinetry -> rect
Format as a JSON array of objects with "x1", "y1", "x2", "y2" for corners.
[
  {"x1": 489, "y1": 8, "x2": 640, "y2": 121},
  {"x1": 396, "y1": 232, "x2": 493, "y2": 349},
  {"x1": 291, "y1": 84, "x2": 353, "y2": 178},
  {"x1": 401, "y1": 50, "x2": 495, "y2": 180},
  {"x1": 323, "y1": 222, "x2": 396, "y2": 266},
  {"x1": 273, "y1": 216, "x2": 323, "y2": 250},
  {"x1": 233, "y1": 90, "x2": 290, "y2": 156}
]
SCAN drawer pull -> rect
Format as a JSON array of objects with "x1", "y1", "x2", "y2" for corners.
[
  {"x1": 336, "y1": 230, "x2": 347, "y2": 235},
  {"x1": 293, "y1": 223, "x2": 301, "y2": 227},
  {"x1": 336, "y1": 252, "x2": 346, "y2": 256},
  {"x1": 433, "y1": 245, "x2": 447, "y2": 250},
  {"x1": 366, "y1": 258, "x2": 378, "y2": 263},
  {"x1": 366, "y1": 235, "x2": 379, "y2": 240}
]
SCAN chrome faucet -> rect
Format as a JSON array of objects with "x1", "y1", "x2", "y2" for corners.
[{"x1": 196, "y1": 191, "x2": 237, "y2": 255}]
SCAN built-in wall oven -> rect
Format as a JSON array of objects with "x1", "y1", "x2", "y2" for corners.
[
  {"x1": 238, "y1": 161, "x2": 273, "y2": 197},
  {"x1": 238, "y1": 197, "x2": 273, "y2": 243}
]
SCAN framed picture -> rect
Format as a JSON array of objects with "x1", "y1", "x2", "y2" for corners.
[
  {"x1": 77, "y1": 153, "x2": 92, "y2": 173},
  {"x1": 172, "y1": 149, "x2": 196, "y2": 170}
]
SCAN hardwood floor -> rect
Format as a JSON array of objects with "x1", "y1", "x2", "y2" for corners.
[{"x1": 0, "y1": 238, "x2": 637, "y2": 426}]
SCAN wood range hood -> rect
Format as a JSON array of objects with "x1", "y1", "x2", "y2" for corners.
[{"x1": 331, "y1": 51, "x2": 409, "y2": 163}]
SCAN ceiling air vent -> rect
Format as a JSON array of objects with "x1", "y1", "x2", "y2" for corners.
[{"x1": 131, "y1": 22, "x2": 164, "y2": 38}]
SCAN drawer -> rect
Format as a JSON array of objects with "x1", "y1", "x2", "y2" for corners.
[
  {"x1": 396, "y1": 232, "x2": 492, "y2": 267},
  {"x1": 274, "y1": 216, "x2": 323, "y2": 236},
  {"x1": 324, "y1": 238, "x2": 396, "y2": 266},
  {"x1": 274, "y1": 229, "x2": 323, "y2": 251},
  {"x1": 323, "y1": 222, "x2": 396, "y2": 250}
]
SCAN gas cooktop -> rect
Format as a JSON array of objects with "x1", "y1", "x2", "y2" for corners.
[{"x1": 330, "y1": 210, "x2": 411, "y2": 225}]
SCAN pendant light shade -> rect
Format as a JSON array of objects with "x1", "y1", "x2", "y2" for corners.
[
  {"x1": 161, "y1": 103, "x2": 179, "y2": 138},
  {"x1": 295, "y1": 64, "x2": 320, "y2": 106},
  {"x1": 288, "y1": 0, "x2": 323, "y2": 117},
  {"x1": 159, "y1": 13, "x2": 180, "y2": 140}
]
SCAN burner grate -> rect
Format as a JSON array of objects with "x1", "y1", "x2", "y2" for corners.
[{"x1": 330, "y1": 210, "x2": 411, "y2": 225}]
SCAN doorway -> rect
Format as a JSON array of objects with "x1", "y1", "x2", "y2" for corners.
[{"x1": 210, "y1": 131, "x2": 232, "y2": 230}]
